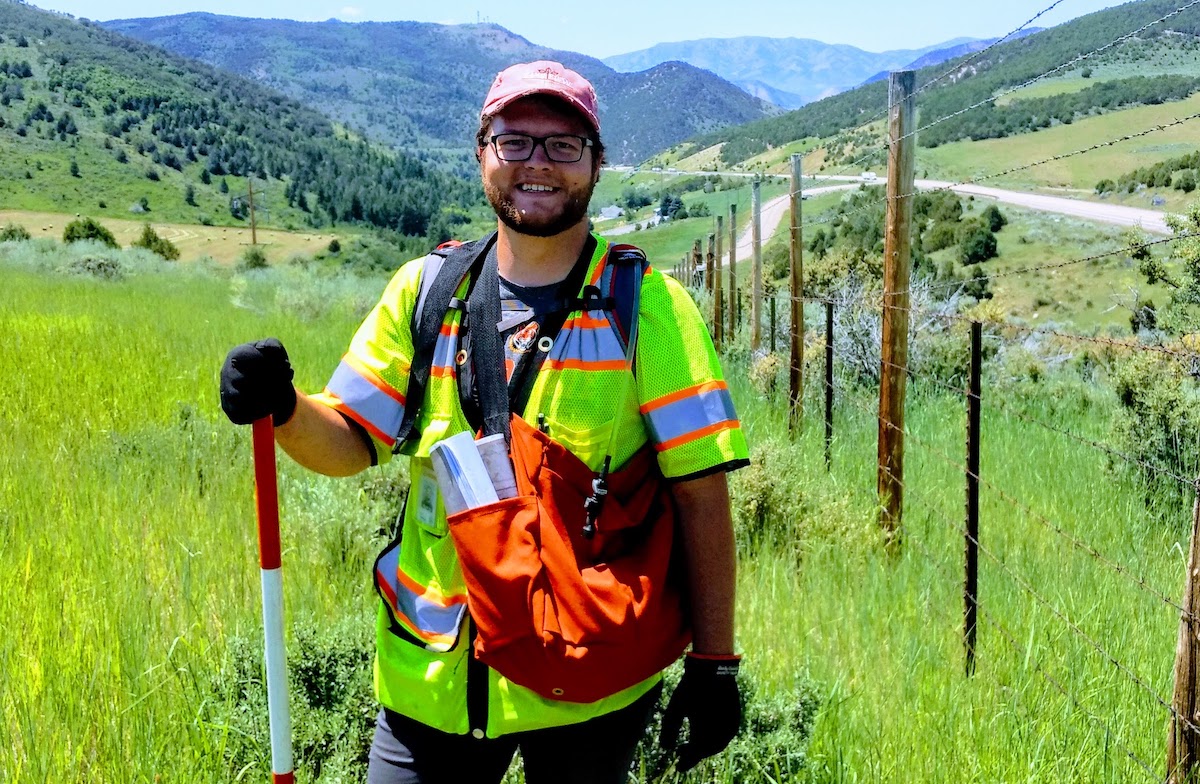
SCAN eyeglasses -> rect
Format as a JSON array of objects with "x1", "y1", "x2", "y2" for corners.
[{"x1": 488, "y1": 133, "x2": 594, "y2": 163}]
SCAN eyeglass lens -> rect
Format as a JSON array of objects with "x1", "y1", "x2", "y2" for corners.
[{"x1": 493, "y1": 134, "x2": 588, "y2": 163}]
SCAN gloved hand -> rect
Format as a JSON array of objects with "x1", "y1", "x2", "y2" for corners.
[
  {"x1": 219, "y1": 338, "x2": 297, "y2": 426},
  {"x1": 659, "y1": 653, "x2": 742, "y2": 772}
]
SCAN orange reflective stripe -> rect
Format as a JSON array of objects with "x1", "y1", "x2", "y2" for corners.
[
  {"x1": 543, "y1": 358, "x2": 628, "y2": 372},
  {"x1": 573, "y1": 313, "x2": 611, "y2": 329},
  {"x1": 655, "y1": 420, "x2": 741, "y2": 453},
  {"x1": 640, "y1": 380, "x2": 728, "y2": 415},
  {"x1": 320, "y1": 393, "x2": 397, "y2": 446},
  {"x1": 343, "y1": 353, "x2": 407, "y2": 405},
  {"x1": 394, "y1": 563, "x2": 468, "y2": 608}
]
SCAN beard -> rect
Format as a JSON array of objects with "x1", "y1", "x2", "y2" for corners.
[{"x1": 483, "y1": 176, "x2": 596, "y2": 238}]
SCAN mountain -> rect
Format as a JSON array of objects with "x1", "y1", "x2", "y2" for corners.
[
  {"x1": 690, "y1": 0, "x2": 1200, "y2": 166},
  {"x1": 0, "y1": 1, "x2": 474, "y2": 239},
  {"x1": 102, "y1": 14, "x2": 777, "y2": 164},
  {"x1": 860, "y1": 29, "x2": 1044, "y2": 86},
  {"x1": 602, "y1": 36, "x2": 979, "y2": 109}
]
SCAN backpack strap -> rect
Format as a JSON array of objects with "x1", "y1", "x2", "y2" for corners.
[
  {"x1": 600, "y1": 243, "x2": 648, "y2": 357},
  {"x1": 394, "y1": 232, "x2": 496, "y2": 451},
  {"x1": 395, "y1": 235, "x2": 647, "y2": 452}
]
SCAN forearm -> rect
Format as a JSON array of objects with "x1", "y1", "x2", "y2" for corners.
[
  {"x1": 672, "y1": 472, "x2": 737, "y2": 655},
  {"x1": 275, "y1": 390, "x2": 373, "y2": 477}
]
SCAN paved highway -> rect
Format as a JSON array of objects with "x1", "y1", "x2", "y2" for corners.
[{"x1": 602, "y1": 176, "x2": 1173, "y2": 268}]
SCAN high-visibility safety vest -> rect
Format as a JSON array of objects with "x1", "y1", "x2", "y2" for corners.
[{"x1": 313, "y1": 234, "x2": 750, "y2": 737}]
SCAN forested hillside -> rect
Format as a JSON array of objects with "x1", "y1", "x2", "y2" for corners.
[
  {"x1": 0, "y1": 1, "x2": 476, "y2": 237},
  {"x1": 104, "y1": 14, "x2": 777, "y2": 165},
  {"x1": 692, "y1": 0, "x2": 1200, "y2": 165}
]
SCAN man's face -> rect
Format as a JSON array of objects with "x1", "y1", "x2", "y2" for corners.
[{"x1": 479, "y1": 97, "x2": 600, "y2": 238}]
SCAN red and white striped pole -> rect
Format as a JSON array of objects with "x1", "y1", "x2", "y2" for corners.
[{"x1": 252, "y1": 417, "x2": 295, "y2": 784}]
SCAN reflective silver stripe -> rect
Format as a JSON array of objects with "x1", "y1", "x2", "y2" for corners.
[
  {"x1": 376, "y1": 546, "x2": 467, "y2": 651},
  {"x1": 548, "y1": 320, "x2": 626, "y2": 365},
  {"x1": 644, "y1": 385, "x2": 738, "y2": 446},
  {"x1": 326, "y1": 360, "x2": 406, "y2": 439},
  {"x1": 431, "y1": 328, "x2": 458, "y2": 374}
]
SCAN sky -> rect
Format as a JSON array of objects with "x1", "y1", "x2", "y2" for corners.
[{"x1": 28, "y1": 0, "x2": 1128, "y2": 59}]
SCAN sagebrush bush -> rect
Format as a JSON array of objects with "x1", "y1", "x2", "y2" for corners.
[
  {"x1": 239, "y1": 245, "x2": 269, "y2": 271},
  {"x1": 634, "y1": 660, "x2": 820, "y2": 783},
  {"x1": 215, "y1": 615, "x2": 377, "y2": 783},
  {"x1": 130, "y1": 223, "x2": 180, "y2": 260},
  {"x1": 0, "y1": 222, "x2": 31, "y2": 242}
]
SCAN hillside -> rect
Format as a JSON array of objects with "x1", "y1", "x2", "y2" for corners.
[
  {"x1": 602, "y1": 36, "x2": 977, "y2": 109},
  {"x1": 689, "y1": 0, "x2": 1200, "y2": 168},
  {"x1": 0, "y1": 2, "x2": 475, "y2": 241},
  {"x1": 103, "y1": 14, "x2": 777, "y2": 165}
]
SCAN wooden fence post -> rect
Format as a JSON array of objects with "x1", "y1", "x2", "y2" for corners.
[
  {"x1": 965, "y1": 322, "x2": 981, "y2": 677},
  {"x1": 824, "y1": 301, "x2": 834, "y2": 472},
  {"x1": 1168, "y1": 477, "x2": 1200, "y2": 783},
  {"x1": 769, "y1": 291, "x2": 777, "y2": 353},
  {"x1": 877, "y1": 70, "x2": 916, "y2": 550},
  {"x1": 751, "y1": 179, "x2": 763, "y2": 351},
  {"x1": 728, "y1": 203, "x2": 738, "y2": 333},
  {"x1": 715, "y1": 215, "x2": 724, "y2": 348},
  {"x1": 789, "y1": 153, "x2": 804, "y2": 433},
  {"x1": 707, "y1": 233, "x2": 716, "y2": 295},
  {"x1": 692, "y1": 239, "x2": 703, "y2": 289}
]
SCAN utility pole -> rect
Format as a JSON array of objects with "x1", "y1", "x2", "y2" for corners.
[
  {"x1": 878, "y1": 70, "x2": 916, "y2": 551},
  {"x1": 247, "y1": 177, "x2": 258, "y2": 246}
]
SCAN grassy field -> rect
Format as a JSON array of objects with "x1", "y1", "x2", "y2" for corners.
[
  {"x1": 0, "y1": 209, "x2": 347, "y2": 265},
  {"x1": 918, "y1": 92, "x2": 1200, "y2": 205},
  {"x1": 2, "y1": 236, "x2": 1190, "y2": 782}
]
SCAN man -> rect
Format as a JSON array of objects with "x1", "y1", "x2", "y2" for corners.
[{"x1": 220, "y1": 61, "x2": 749, "y2": 784}]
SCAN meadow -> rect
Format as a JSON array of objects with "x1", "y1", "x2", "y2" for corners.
[{"x1": 1, "y1": 236, "x2": 1191, "y2": 783}]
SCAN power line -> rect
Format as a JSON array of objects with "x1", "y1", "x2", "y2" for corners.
[{"x1": 905, "y1": 0, "x2": 1200, "y2": 146}]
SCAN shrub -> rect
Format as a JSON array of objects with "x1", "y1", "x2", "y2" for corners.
[
  {"x1": 1176, "y1": 170, "x2": 1197, "y2": 194},
  {"x1": 213, "y1": 616, "x2": 376, "y2": 782},
  {"x1": 327, "y1": 238, "x2": 341, "y2": 254},
  {"x1": 923, "y1": 221, "x2": 959, "y2": 253},
  {"x1": 131, "y1": 224, "x2": 180, "y2": 260},
  {"x1": 66, "y1": 255, "x2": 123, "y2": 280},
  {"x1": 0, "y1": 223, "x2": 31, "y2": 242},
  {"x1": 981, "y1": 204, "x2": 1008, "y2": 233},
  {"x1": 635, "y1": 661, "x2": 820, "y2": 783},
  {"x1": 959, "y1": 226, "x2": 998, "y2": 265},
  {"x1": 238, "y1": 245, "x2": 269, "y2": 271},
  {"x1": 63, "y1": 217, "x2": 118, "y2": 248},
  {"x1": 1095, "y1": 179, "x2": 1116, "y2": 195}
]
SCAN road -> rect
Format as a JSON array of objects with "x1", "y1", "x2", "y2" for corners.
[{"x1": 602, "y1": 178, "x2": 1173, "y2": 266}]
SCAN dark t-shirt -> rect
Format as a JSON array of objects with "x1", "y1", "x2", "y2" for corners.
[{"x1": 498, "y1": 275, "x2": 561, "y2": 382}]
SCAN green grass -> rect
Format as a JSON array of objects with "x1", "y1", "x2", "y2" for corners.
[
  {"x1": 918, "y1": 92, "x2": 1200, "y2": 199},
  {"x1": 1, "y1": 237, "x2": 1191, "y2": 782},
  {"x1": 726, "y1": 350, "x2": 1181, "y2": 782}
]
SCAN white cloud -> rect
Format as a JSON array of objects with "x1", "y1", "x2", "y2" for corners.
[{"x1": 339, "y1": 6, "x2": 363, "y2": 17}]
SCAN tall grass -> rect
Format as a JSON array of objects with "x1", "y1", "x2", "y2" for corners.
[{"x1": 1, "y1": 240, "x2": 1189, "y2": 781}]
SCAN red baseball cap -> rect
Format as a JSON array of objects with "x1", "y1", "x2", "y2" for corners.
[{"x1": 481, "y1": 60, "x2": 600, "y2": 134}]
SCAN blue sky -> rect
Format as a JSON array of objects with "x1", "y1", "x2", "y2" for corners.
[{"x1": 30, "y1": 0, "x2": 1126, "y2": 58}]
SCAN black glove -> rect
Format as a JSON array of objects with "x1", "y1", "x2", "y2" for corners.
[
  {"x1": 219, "y1": 338, "x2": 297, "y2": 426},
  {"x1": 659, "y1": 653, "x2": 742, "y2": 772}
]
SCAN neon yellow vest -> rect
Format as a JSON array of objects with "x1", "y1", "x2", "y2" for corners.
[{"x1": 314, "y1": 234, "x2": 748, "y2": 736}]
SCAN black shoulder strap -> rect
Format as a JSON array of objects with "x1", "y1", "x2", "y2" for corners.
[
  {"x1": 604, "y1": 244, "x2": 647, "y2": 353},
  {"x1": 393, "y1": 232, "x2": 496, "y2": 451}
]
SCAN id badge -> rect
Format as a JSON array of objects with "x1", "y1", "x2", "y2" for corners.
[{"x1": 414, "y1": 467, "x2": 444, "y2": 535}]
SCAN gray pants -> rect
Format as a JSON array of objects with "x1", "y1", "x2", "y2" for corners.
[{"x1": 366, "y1": 683, "x2": 662, "y2": 784}]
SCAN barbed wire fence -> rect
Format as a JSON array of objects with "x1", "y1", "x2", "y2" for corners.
[{"x1": 669, "y1": 3, "x2": 1200, "y2": 775}]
